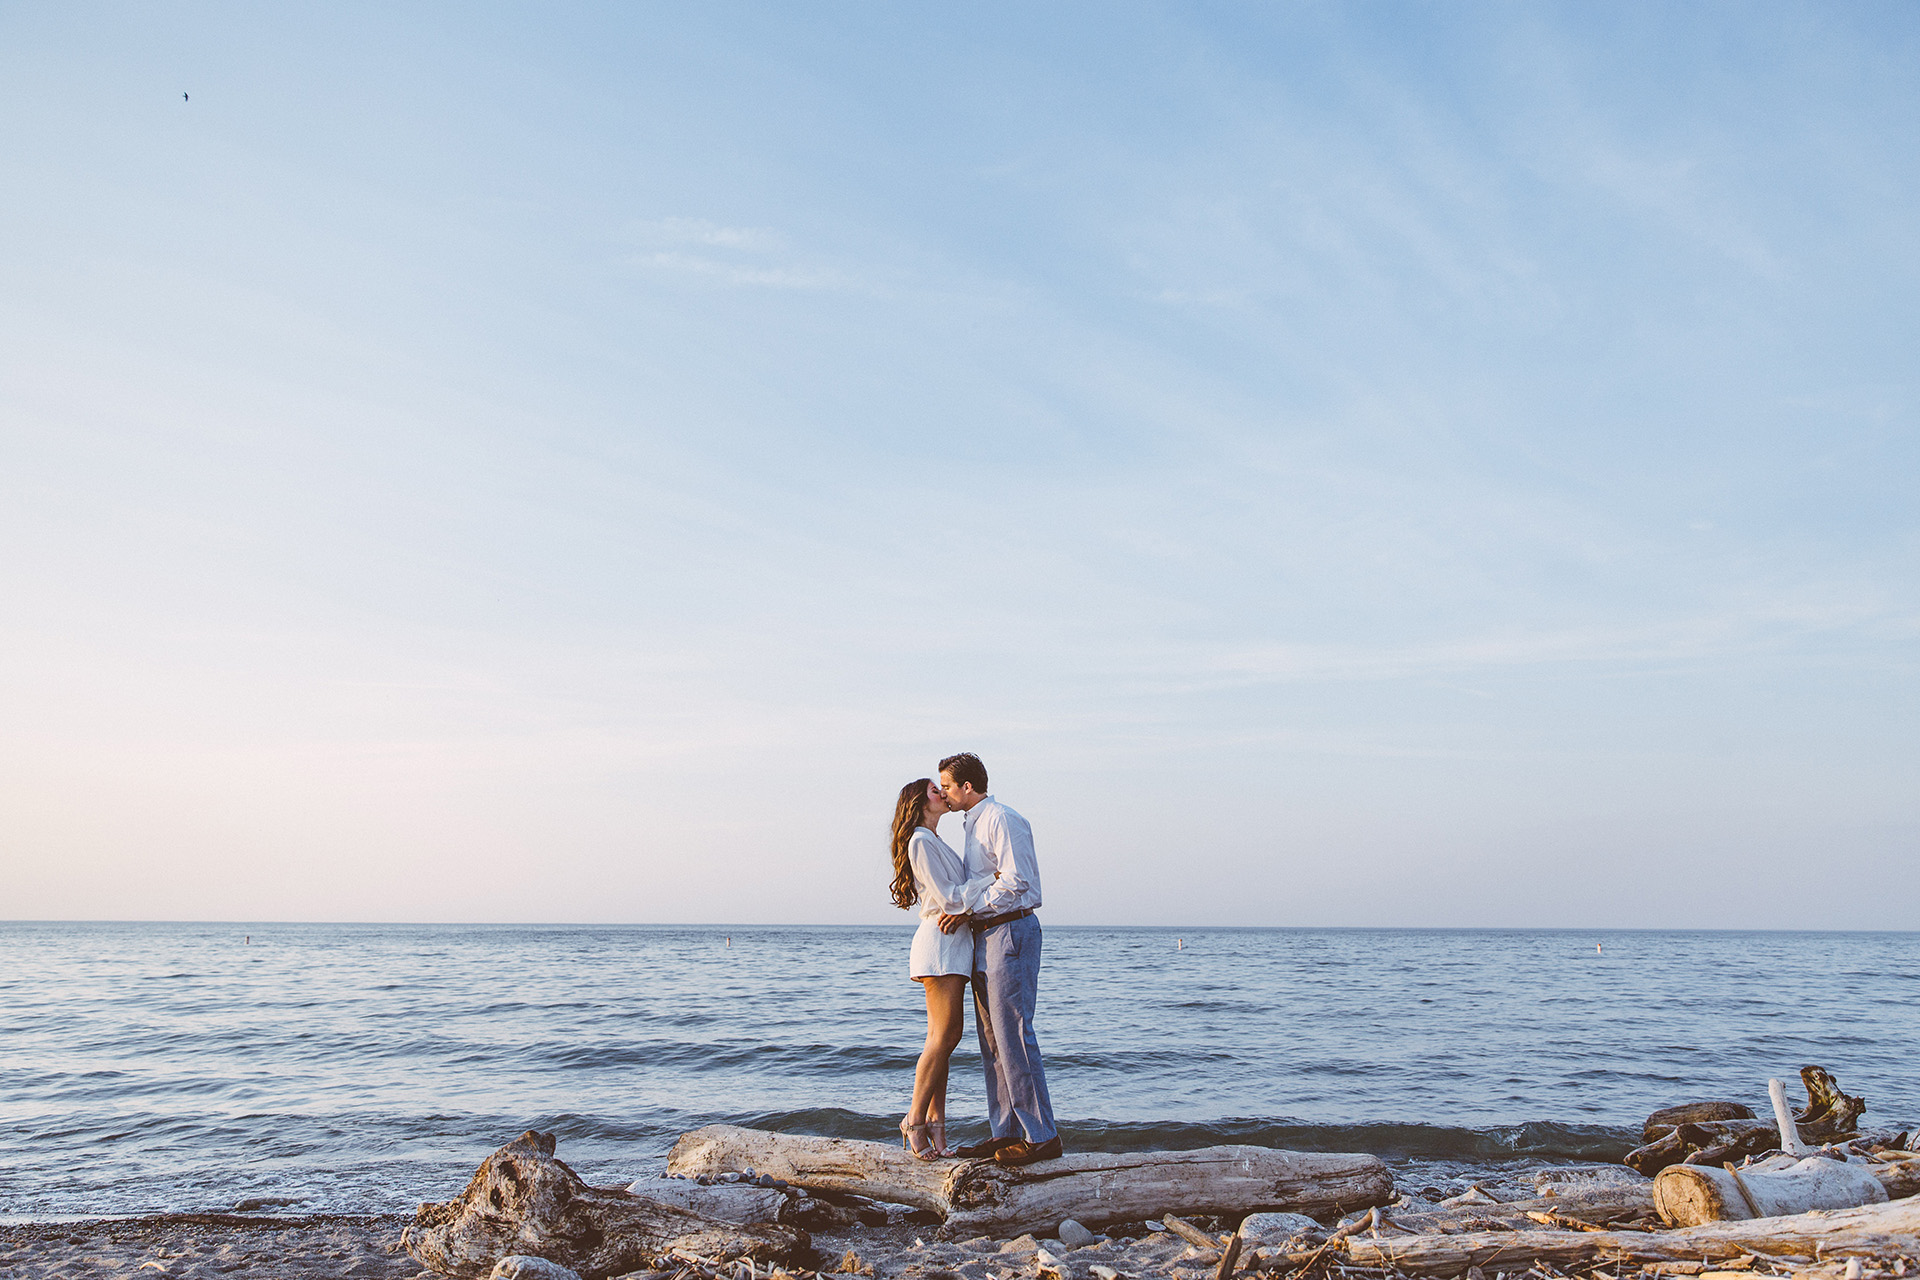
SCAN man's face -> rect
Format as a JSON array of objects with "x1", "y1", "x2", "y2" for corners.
[{"x1": 938, "y1": 771, "x2": 969, "y2": 810}]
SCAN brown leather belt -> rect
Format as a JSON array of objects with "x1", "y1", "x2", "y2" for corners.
[{"x1": 971, "y1": 907, "x2": 1035, "y2": 931}]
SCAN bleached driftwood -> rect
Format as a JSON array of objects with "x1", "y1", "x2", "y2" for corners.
[
  {"x1": 1656, "y1": 1154, "x2": 1889, "y2": 1226},
  {"x1": 1627, "y1": 1067, "x2": 1873, "y2": 1175},
  {"x1": 1770, "y1": 1078, "x2": 1810, "y2": 1155},
  {"x1": 622, "y1": 1180, "x2": 787, "y2": 1225},
  {"x1": 403, "y1": 1131, "x2": 809, "y2": 1279},
  {"x1": 1654, "y1": 1151, "x2": 1920, "y2": 1227},
  {"x1": 1866, "y1": 1151, "x2": 1920, "y2": 1199},
  {"x1": 1384, "y1": 1185, "x2": 1657, "y2": 1234},
  {"x1": 666, "y1": 1125, "x2": 1392, "y2": 1237},
  {"x1": 1344, "y1": 1191, "x2": 1920, "y2": 1275}
]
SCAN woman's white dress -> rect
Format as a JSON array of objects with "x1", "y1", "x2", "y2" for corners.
[{"x1": 908, "y1": 826, "x2": 993, "y2": 979}]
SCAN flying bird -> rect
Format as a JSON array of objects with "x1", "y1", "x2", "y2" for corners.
[{"x1": 183, "y1": 92, "x2": 189, "y2": 102}]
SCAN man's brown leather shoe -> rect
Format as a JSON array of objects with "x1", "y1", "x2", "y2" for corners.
[
  {"x1": 953, "y1": 1135, "x2": 1021, "y2": 1159},
  {"x1": 993, "y1": 1136, "x2": 1064, "y2": 1166}
]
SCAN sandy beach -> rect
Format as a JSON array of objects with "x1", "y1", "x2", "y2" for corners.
[
  {"x1": 0, "y1": 1159, "x2": 1507, "y2": 1279},
  {"x1": 0, "y1": 1212, "x2": 1101, "y2": 1280},
  {"x1": 9, "y1": 1145, "x2": 1916, "y2": 1280},
  {"x1": 0, "y1": 1213, "x2": 419, "y2": 1280},
  {"x1": 0, "y1": 1210, "x2": 1360, "y2": 1280},
  {"x1": 6, "y1": 1205, "x2": 1916, "y2": 1280}
]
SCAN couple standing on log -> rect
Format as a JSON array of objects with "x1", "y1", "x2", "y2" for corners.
[{"x1": 888, "y1": 752, "x2": 1062, "y2": 1168}]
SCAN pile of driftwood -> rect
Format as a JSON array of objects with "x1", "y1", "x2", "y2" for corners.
[
  {"x1": 1248, "y1": 1192, "x2": 1920, "y2": 1275},
  {"x1": 1334, "y1": 1066, "x2": 1920, "y2": 1276},
  {"x1": 403, "y1": 1066, "x2": 1920, "y2": 1280},
  {"x1": 1624, "y1": 1066, "x2": 1920, "y2": 1229},
  {"x1": 402, "y1": 1130, "x2": 812, "y2": 1279},
  {"x1": 1625, "y1": 1068, "x2": 1888, "y2": 1177}
]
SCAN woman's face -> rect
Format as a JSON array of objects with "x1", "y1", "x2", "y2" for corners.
[{"x1": 924, "y1": 780, "x2": 949, "y2": 818}]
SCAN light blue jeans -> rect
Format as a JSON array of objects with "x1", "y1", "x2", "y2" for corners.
[{"x1": 970, "y1": 913, "x2": 1058, "y2": 1143}]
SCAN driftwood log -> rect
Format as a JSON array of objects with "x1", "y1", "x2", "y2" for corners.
[
  {"x1": 1643, "y1": 1102, "x2": 1756, "y2": 1143},
  {"x1": 1383, "y1": 1185, "x2": 1657, "y2": 1234},
  {"x1": 1343, "y1": 1191, "x2": 1920, "y2": 1275},
  {"x1": 1652, "y1": 1151, "x2": 1920, "y2": 1227},
  {"x1": 666, "y1": 1125, "x2": 1393, "y2": 1237},
  {"x1": 1653, "y1": 1154, "x2": 1888, "y2": 1226},
  {"x1": 403, "y1": 1131, "x2": 810, "y2": 1279},
  {"x1": 1626, "y1": 1066, "x2": 1872, "y2": 1175},
  {"x1": 623, "y1": 1180, "x2": 787, "y2": 1224},
  {"x1": 1800, "y1": 1066, "x2": 1871, "y2": 1137},
  {"x1": 1870, "y1": 1151, "x2": 1920, "y2": 1199},
  {"x1": 1625, "y1": 1120, "x2": 1781, "y2": 1176}
]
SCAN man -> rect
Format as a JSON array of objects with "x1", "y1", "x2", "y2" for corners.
[{"x1": 935, "y1": 752, "x2": 1061, "y2": 1165}]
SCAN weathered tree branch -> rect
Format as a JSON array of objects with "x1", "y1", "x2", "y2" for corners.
[
  {"x1": 1383, "y1": 1185, "x2": 1656, "y2": 1235},
  {"x1": 1344, "y1": 1192, "x2": 1920, "y2": 1274},
  {"x1": 666, "y1": 1125, "x2": 1392, "y2": 1238},
  {"x1": 1799, "y1": 1066, "x2": 1869, "y2": 1139},
  {"x1": 1643, "y1": 1103, "x2": 1756, "y2": 1145}
]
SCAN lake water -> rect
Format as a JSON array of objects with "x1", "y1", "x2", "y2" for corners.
[{"x1": 2, "y1": 922, "x2": 1915, "y2": 1218}]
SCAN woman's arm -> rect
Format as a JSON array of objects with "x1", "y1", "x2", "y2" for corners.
[
  {"x1": 907, "y1": 837, "x2": 973, "y2": 915},
  {"x1": 957, "y1": 870, "x2": 997, "y2": 914}
]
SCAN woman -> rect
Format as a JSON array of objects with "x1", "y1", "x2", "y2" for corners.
[{"x1": 890, "y1": 777, "x2": 993, "y2": 1160}]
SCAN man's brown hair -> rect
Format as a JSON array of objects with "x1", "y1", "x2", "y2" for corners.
[{"x1": 938, "y1": 752, "x2": 989, "y2": 794}]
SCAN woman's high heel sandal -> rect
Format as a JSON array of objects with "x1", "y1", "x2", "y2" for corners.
[
  {"x1": 927, "y1": 1121, "x2": 953, "y2": 1158},
  {"x1": 899, "y1": 1119, "x2": 938, "y2": 1161}
]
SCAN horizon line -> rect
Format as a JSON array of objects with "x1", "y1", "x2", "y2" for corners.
[{"x1": 6, "y1": 919, "x2": 1918, "y2": 935}]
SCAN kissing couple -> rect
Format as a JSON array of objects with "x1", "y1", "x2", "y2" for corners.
[{"x1": 886, "y1": 752, "x2": 1062, "y2": 1167}]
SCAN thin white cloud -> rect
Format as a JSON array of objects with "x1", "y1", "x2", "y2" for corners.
[
  {"x1": 1130, "y1": 598, "x2": 1917, "y2": 692},
  {"x1": 630, "y1": 217, "x2": 783, "y2": 252},
  {"x1": 623, "y1": 217, "x2": 855, "y2": 290},
  {"x1": 629, "y1": 249, "x2": 848, "y2": 290}
]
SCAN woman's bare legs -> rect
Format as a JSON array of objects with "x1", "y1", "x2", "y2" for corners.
[{"x1": 908, "y1": 974, "x2": 968, "y2": 1157}]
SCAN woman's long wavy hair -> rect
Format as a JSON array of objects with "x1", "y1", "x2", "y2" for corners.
[{"x1": 889, "y1": 778, "x2": 932, "y2": 910}]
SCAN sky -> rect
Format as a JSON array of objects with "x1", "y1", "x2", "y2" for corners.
[{"x1": 1, "y1": 3, "x2": 1915, "y2": 927}]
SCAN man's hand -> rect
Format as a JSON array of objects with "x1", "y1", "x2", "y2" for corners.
[{"x1": 937, "y1": 913, "x2": 970, "y2": 934}]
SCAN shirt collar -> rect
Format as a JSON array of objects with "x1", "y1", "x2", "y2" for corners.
[{"x1": 963, "y1": 795, "x2": 994, "y2": 827}]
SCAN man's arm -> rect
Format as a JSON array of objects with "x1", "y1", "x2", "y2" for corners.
[
  {"x1": 972, "y1": 809, "x2": 1030, "y2": 916},
  {"x1": 936, "y1": 868, "x2": 998, "y2": 933}
]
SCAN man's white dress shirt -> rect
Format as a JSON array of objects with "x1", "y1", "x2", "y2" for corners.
[{"x1": 962, "y1": 795, "x2": 1042, "y2": 917}]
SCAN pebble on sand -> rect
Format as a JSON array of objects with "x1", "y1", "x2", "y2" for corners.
[
  {"x1": 1055, "y1": 1219, "x2": 1097, "y2": 1249},
  {"x1": 1237, "y1": 1211, "x2": 1324, "y2": 1247},
  {"x1": 491, "y1": 1256, "x2": 584, "y2": 1280}
]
